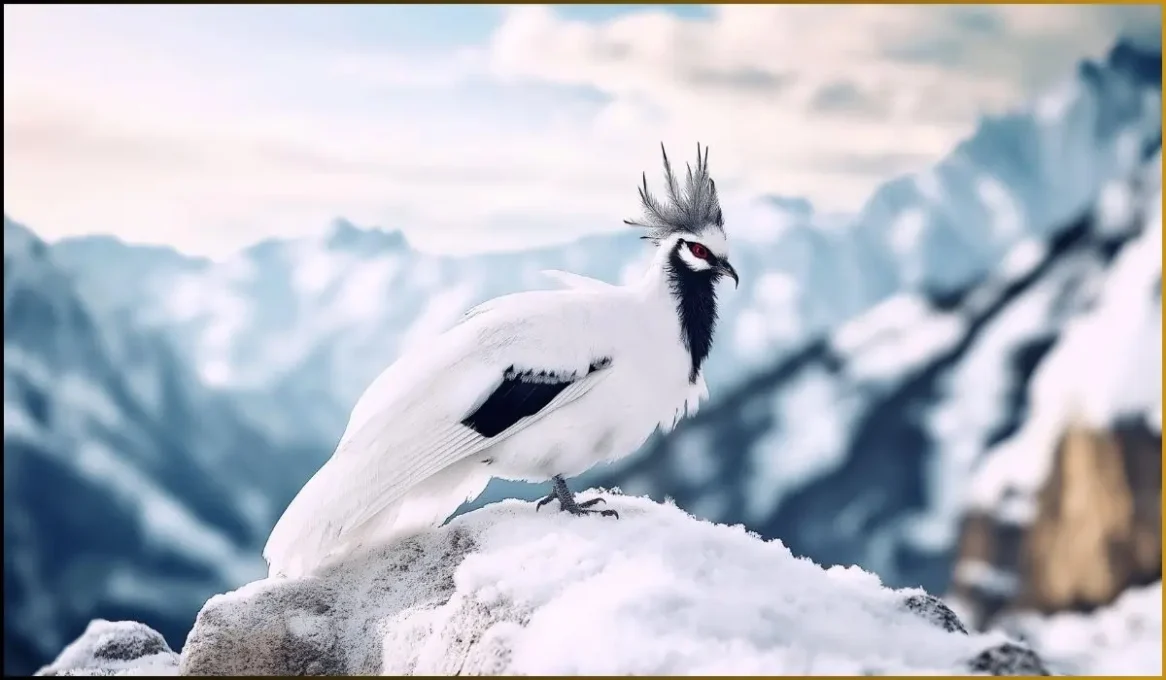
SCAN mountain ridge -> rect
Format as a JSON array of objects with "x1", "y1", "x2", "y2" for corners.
[{"x1": 3, "y1": 218, "x2": 314, "y2": 674}]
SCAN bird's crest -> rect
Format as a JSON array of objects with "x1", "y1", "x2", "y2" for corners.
[{"x1": 624, "y1": 143, "x2": 725, "y2": 244}]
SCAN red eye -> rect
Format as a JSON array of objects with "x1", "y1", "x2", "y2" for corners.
[{"x1": 688, "y1": 242, "x2": 710, "y2": 260}]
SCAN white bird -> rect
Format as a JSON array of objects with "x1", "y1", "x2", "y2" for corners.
[{"x1": 264, "y1": 144, "x2": 740, "y2": 578}]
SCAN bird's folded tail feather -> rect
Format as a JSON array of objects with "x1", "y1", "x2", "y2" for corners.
[
  {"x1": 263, "y1": 455, "x2": 490, "y2": 579},
  {"x1": 264, "y1": 361, "x2": 613, "y2": 579},
  {"x1": 263, "y1": 455, "x2": 370, "y2": 579}
]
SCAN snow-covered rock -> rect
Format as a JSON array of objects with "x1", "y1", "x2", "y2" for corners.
[
  {"x1": 180, "y1": 495, "x2": 1046, "y2": 676},
  {"x1": 35, "y1": 620, "x2": 178, "y2": 676}
]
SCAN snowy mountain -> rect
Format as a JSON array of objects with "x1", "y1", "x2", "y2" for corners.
[
  {"x1": 595, "y1": 146, "x2": 1162, "y2": 603},
  {"x1": 2, "y1": 219, "x2": 313, "y2": 674},
  {"x1": 51, "y1": 41, "x2": 1162, "y2": 456}
]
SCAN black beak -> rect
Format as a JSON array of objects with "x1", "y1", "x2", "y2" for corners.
[{"x1": 718, "y1": 260, "x2": 739, "y2": 289}]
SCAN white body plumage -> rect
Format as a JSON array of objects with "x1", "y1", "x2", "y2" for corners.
[{"x1": 265, "y1": 145, "x2": 735, "y2": 579}]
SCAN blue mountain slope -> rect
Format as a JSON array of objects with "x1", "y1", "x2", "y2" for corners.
[{"x1": 3, "y1": 219, "x2": 313, "y2": 675}]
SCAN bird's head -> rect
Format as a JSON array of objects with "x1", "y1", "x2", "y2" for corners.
[{"x1": 623, "y1": 143, "x2": 739, "y2": 289}]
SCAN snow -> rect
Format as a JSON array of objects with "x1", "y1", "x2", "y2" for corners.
[
  {"x1": 833, "y1": 293, "x2": 933, "y2": 354},
  {"x1": 1002, "y1": 582, "x2": 1162, "y2": 676},
  {"x1": 998, "y1": 238, "x2": 1047, "y2": 283},
  {"x1": 57, "y1": 374, "x2": 124, "y2": 431},
  {"x1": 923, "y1": 270, "x2": 1065, "y2": 545},
  {"x1": 889, "y1": 209, "x2": 927, "y2": 286},
  {"x1": 755, "y1": 270, "x2": 798, "y2": 307},
  {"x1": 954, "y1": 560, "x2": 1020, "y2": 600},
  {"x1": 889, "y1": 208, "x2": 927, "y2": 256},
  {"x1": 1096, "y1": 179, "x2": 1137, "y2": 236},
  {"x1": 4, "y1": 346, "x2": 53, "y2": 390},
  {"x1": 290, "y1": 240, "x2": 346, "y2": 296},
  {"x1": 837, "y1": 297, "x2": 967, "y2": 386},
  {"x1": 750, "y1": 271, "x2": 803, "y2": 344},
  {"x1": 1033, "y1": 79, "x2": 1081, "y2": 125},
  {"x1": 914, "y1": 169, "x2": 945, "y2": 203},
  {"x1": 733, "y1": 306, "x2": 800, "y2": 362},
  {"x1": 3, "y1": 398, "x2": 43, "y2": 442},
  {"x1": 180, "y1": 495, "x2": 1038, "y2": 676},
  {"x1": 72, "y1": 440, "x2": 264, "y2": 587},
  {"x1": 668, "y1": 428, "x2": 718, "y2": 486},
  {"x1": 733, "y1": 309, "x2": 769, "y2": 359},
  {"x1": 968, "y1": 170, "x2": 1162, "y2": 514},
  {"x1": 746, "y1": 369, "x2": 858, "y2": 523},
  {"x1": 976, "y1": 175, "x2": 1024, "y2": 243},
  {"x1": 165, "y1": 272, "x2": 251, "y2": 387},
  {"x1": 410, "y1": 255, "x2": 444, "y2": 289},
  {"x1": 334, "y1": 256, "x2": 400, "y2": 322}
]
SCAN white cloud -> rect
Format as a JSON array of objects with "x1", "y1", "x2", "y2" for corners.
[
  {"x1": 3, "y1": 4, "x2": 1158, "y2": 257},
  {"x1": 485, "y1": 4, "x2": 1158, "y2": 202}
]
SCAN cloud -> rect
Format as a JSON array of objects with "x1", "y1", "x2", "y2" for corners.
[
  {"x1": 322, "y1": 48, "x2": 488, "y2": 91},
  {"x1": 485, "y1": 4, "x2": 1161, "y2": 190},
  {"x1": 3, "y1": 4, "x2": 1159, "y2": 257}
]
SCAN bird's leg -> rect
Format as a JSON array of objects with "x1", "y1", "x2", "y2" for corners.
[{"x1": 535, "y1": 475, "x2": 619, "y2": 519}]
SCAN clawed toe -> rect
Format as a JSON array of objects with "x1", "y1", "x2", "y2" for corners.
[
  {"x1": 563, "y1": 502, "x2": 619, "y2": 519},
  {"x1": 535, "y1": 477, "x2": 619, "y2": 519},
  {"x1": 576, "y1": 498, "x2": 618, "y2": 518}
]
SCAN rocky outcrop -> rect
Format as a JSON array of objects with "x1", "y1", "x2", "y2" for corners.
[
  {"x1": 950, "y1": 418, "x2": 1162, "y2": 629},
  {"x1": 34, "y1": 620, "x2": 178, "y2": 676},
  {"x1": 173, "y1": 495, "x2": 1044, "y2": 676}
]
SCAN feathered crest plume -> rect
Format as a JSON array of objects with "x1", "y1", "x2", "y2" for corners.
[{"x1": 624, "y1": 142, "x2": 724, "y2": 244}]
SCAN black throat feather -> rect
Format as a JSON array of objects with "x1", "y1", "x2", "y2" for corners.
[{"x1": 665, "y1": 244, "x2": 719, "y2": 384}]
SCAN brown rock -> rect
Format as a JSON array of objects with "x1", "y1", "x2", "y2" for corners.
[{"x1": 949, "y1": 416, "x2": 1161, "y2": 629}]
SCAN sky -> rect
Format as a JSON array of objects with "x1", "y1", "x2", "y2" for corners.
[{"x1": 3, "y1": 3, "x2": 1161, "y2": 257}]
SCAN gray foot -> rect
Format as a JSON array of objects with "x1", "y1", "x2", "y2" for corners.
[{"x1": 536, "y1": 475, "x2": 619, "y2": 519}]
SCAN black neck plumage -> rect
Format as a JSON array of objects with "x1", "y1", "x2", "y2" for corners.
[{"x1": 665, "y1": 245, "x2": 719, "y2": 384}]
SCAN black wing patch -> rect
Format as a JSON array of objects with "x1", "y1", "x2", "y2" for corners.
[{"x1": 461, "y1": 357, "x2": 613, "y2": 438}]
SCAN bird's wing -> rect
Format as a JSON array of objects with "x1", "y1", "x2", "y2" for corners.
[
  {"x1": 454, "y1": 271, "x2": 610, "y2": 329},
  {"x1": 265, "y1": 289, "x2": 619, "y2": 577},
  {"x1": 334, "y1": 355, "x2": 614, "y2": 528},
  {"x1": 540, "y1": 269, "x2": 618, "y2": 291}
]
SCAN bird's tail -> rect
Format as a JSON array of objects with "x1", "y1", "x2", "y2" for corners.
[
  {"x1": 263, "y1": 457, "x2": 368, "y2": 579},
  {"x1": 263, "y1": 457, "x2": 490, "y2": 579}
]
